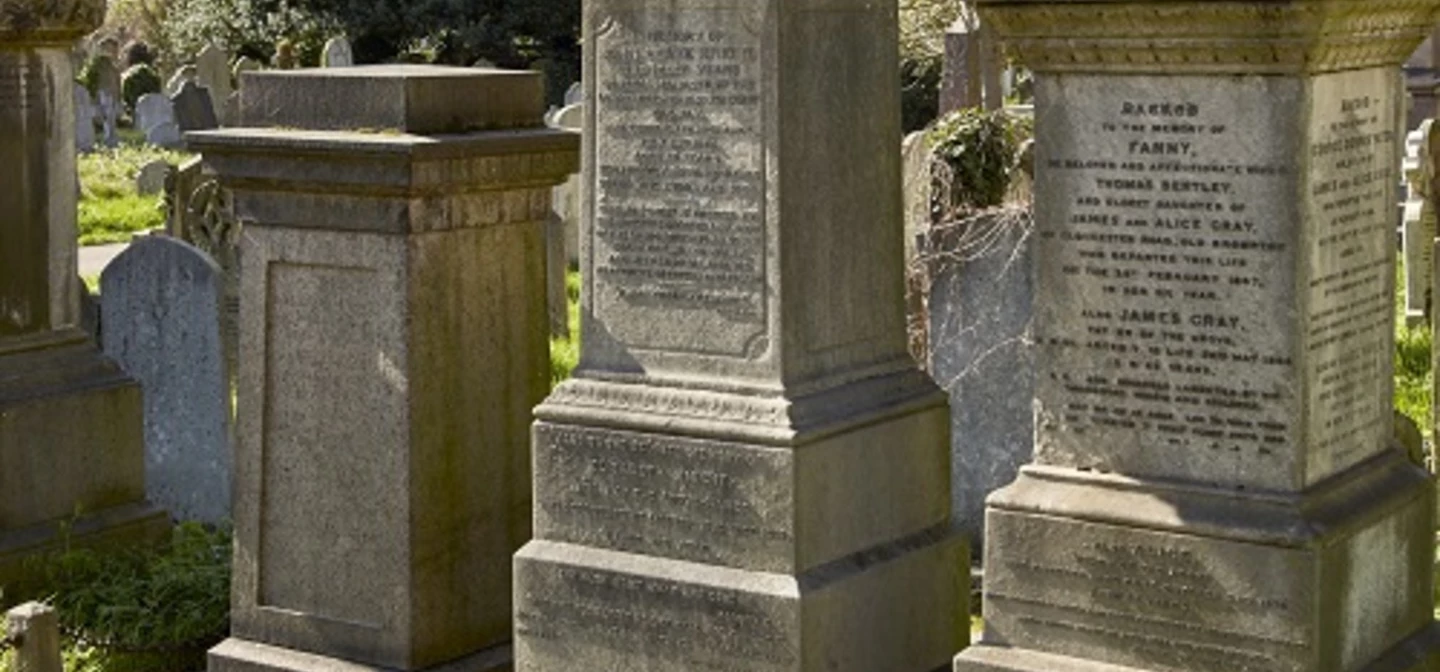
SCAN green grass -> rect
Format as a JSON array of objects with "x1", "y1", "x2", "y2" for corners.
[
  {"x1": 77, "y1": 142, "x2": 193, "y2": 246},
  {"x1": 549, "y1": 267, "x2": 581, "y2": 387},
  {"x1": 1395, "y1": 261, "x2": 1433, "y2": 443}
]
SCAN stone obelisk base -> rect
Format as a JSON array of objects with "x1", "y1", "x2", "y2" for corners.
[
  {"x1": 516, "y1": 376, "x2": 967, "y2": 672},
  {"x1": 210, "y1": 639, "x2": 514, "y2": 672},
  {"x1": 957, "y1": 450, "x2": 1440, "y2": 672},
  {"x1": 0, "y1": 337, "x2": 170, "y2": 597}
]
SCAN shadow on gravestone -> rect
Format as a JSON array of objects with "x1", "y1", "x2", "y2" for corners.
[
  {"x1": 100, "y1": 236, "x2": 232, "y2": 525},
  {"x1": 923, "y1": 206, "x2": 1034, "y2": 559},
  {"x1": 172, "y1": 80, "x2": 218, "y2": 133}
]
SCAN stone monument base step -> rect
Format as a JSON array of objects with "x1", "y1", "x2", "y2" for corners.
[
  {"x1": 514, "y1": 535, "x2": 966, "y2": 672},
  {"x1": 959, "y1": 450, "x2": 1439, "y2": 672},
  {"x1": 209, "y1": 638, "x2": 514, "y2": 672},
  {"x1": 0, "y1": 500, "x2": 170, "y2": 600},
  {"x1": 956, "y1": 622, "x2": 1440, "y2": 672}
]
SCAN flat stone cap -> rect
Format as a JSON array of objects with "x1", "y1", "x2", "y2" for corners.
[{"x1": 237, "y1": 65, "x2": 545, "y2": 134}]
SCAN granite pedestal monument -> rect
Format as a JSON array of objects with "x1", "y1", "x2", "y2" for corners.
[
  {"x1": 513, "y1": 1, "x2": 967, "y2": 669},
  {"x1": 957, "y1": 2, "x2": 1440, "y2": 671},
  {"x1": 190, "y1": 66, "x2": 579, "y2": 671},
  {"x1": 0, "y1": 0, "x2": 169, "y2": 595}
]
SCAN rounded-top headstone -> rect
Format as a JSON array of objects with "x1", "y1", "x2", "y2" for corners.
[
  {"x1": 195, "y1": 44, "x2": 232, "y2": 112},
  {"x1": 551, "y1": 102, "x2": 582, "y2": 131},
  {"x1": 166, "y1": 64, "x2": 197, "y2": 96},
  {"x1": 563, "y1": 81, "x2": 583, "y2": 106},
  {"x1": 322, "y1": 36, "x2": 354, "y2": 67},
  {"x1": 135, "y1": 92, "x2": 174, "y2": 132},
  {"x1": 100, "y1": 236, "x2": 231, "y2": 525}
]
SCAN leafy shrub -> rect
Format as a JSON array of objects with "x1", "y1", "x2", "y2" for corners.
[
  {"x1": 121, "y1": 40, "x2": 155, "y2": 68},
  {"x1": 121, "y1": 64, "x2": 162, "y2": 112},
  {"x1": 159, "y1": 0, "x2": 337, "y2": 71},
  {"x1": 926, "y1": 108, "x2": 1032, "y2": 215},
  {"x1": 35, "y1": 523, "x2": 231, "y2": 672}
]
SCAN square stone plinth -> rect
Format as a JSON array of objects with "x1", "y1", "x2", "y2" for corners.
[
  {"x1": 956, "y1": 451, "x2": 1440, "y2": 672},
  {"x1": 237, "y1": 65, "x2": 545, "y2": 133}
]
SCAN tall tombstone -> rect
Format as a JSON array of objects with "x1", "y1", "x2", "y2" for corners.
[
  {"x1": 101, "y1": 237, "x2": 231, "y2": 525},
  {"x1": 1403, "y1": 120, "x2": 1437, "y2": 327},
  {"x1": 172, "y1": 80, "x2": 218, "y2": 133},
  {"x1": 194, "y1": 44, "x2": 231, "y2": 117},
  {"x1": 512, "y1": 0, "x2": 966, "y2": 669},
  {"x1": 957, "y1": 2, "x2": 1440, "y2": 671},
  {"x1": 191, "y1": 65, "x2": 578, "y2": 672},
  {"x1": 0, "y1": 0, "x2": 168, "y2": 591},
  {"x1": 925, "y1": 208, "x2": 1034, "y2": 558},
  {"x1": 92, "y1": 55, "x2": 121, "y2": 147},
  {"x1": 73, "y1": 83, "x2": 95, "y2": 152},
  {"x1": 940, "y1": 7, "x2": 1004, "y2": 114}
]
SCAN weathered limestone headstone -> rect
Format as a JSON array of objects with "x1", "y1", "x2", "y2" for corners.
[
  {"x1": 194, "y1": 44, "x2": 231, "y2": 116},
  {"x1": 101, "y1": 237, "x2": 231, "y2": 525},
  {"x1": 135, "y1": 160, "x2": 171, "y2": 195},
  {"x1": 172, "y1": 80, "x2": 218, "y2": 132},
  {"x1": 73, "y1": 83, "x2": 95, "y2": 152},
  {"x1": 321, "y1": 36, "x2": 353, "y2": 67},
  {"x1": 191, "y1": 65, "x2": 578, "y2": 672},
  {"x1": 231, "y1": 56, "x2": 261, "y2": 86},
  {"x1": 957, "y1": 2, "x2": 1440, "y2": 671},
  {"x1": 135, "y1": 92, "x2": 172, "y2": 132},
  {"x1": 135, "y1": 92, "x2": 182, "y2": 147},
  {"x1": 925, "y1": 208, "x2": 1033, "y2": 556},
  {"x1": 550, "y1": 102, "x2": 582, "y2": 266},
  {"x1": 0, "y1": 0, "x2": 168, "y2": 592},
  {"x1": 900, "y1": 131, "x2": 931, "y2": 263},
  {"x1": 1403, "y1": 120, "x2": 1437, "y2": 326},
  {"x1": 5, "y1": 602, "x2": 61, "y2": 672},
  {"x1": 512, "y1": 1, "x2": 966, "y2": 669},
  {"x1": 166, "y1": 64, "x2": 196, "y2": 96},
  {"x1": 92, "y1": 55, "x2": 120, "y2": 147},
  {"x1": 940, "y1": 7, "x2": 1003, "y2": 114},
  {"x1": 563, "y1": 81, "x2": 582, "y2": 106}
]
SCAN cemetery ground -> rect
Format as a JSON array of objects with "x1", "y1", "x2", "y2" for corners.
[{"x1": 76, "y1": 131, "x2": 190, "y2": 246}]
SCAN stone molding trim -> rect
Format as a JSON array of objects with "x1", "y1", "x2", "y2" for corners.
[
  {"x1": 976, "y1": 0, "x2": 1440, "y2": 74},
  {"x1": 0, "y1": 0, "x2": 104, "y2": 42}
]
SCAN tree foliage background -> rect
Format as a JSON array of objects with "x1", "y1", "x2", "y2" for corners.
[{"x1": 105, "y1": 0, "x2": 952, "y2": 120}]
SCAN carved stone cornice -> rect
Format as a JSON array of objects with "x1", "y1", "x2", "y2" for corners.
[
  {"x1": 0, "y1": 0, "x2": 105, "y2": 43},
  {"x1": 975, "y1": 0, "x2": 1440, "y2": 75}
]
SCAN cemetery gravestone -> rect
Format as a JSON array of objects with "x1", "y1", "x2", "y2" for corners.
[
  {"x1": 166, "y1": 64, "x2": 196, "y2": 96},
  {"x1": 512, "y1": 1, "x2": 966, "y2": 669},
  {"x1": 135, "y1": 160, "x2": 172, "y2": 195},
  {"x1": 322, "y1": 37, "x2": 353, "y2": 67},
  {"x1": 940, "y1": 9, "x2": 1003, "y2": 114},
  {"x1": 101, "y1": 237, "x2": 231, "y2": 525},
  {"x1": 173, "y1": 80, "x2": 218, "y2": 132},
  {"x1": 1403, "y1": 120, "x2": 1436, "y2": 326},
  {"x1": 923, "y1": 208, "x2": 1034, "y2": 556},
  {"x1": 74, "y1": 83, "x2": 95, "y2": 152},
  {"x1": 563, "y1": 81, "x2": 582, "y2": 106},
  {"x1": 194, "y1": 44, "x2": 232, "y2": 117},
  {"x1": 135, "y1": 91, "x2": 172, "y2": 132},
  {"x1": 191, "y1": 65, "x2": 578, "y2": 672},
  {"x1": 550, "y1": 102, "x2": 582, "y2": 265},
  {"x1": 93, "y1": 55, "x2": 121, "y2": 147},
  {"x1": 0, "y1": 0, "x2": 168, "y2": 592},
  {"x1": 956, "y1": 1, "x2": 1440, "y2": 671},
  {"x1": 232, "y1": 56, "x2": 261, "y2": 87}
]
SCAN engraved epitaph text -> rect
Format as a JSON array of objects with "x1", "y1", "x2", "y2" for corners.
[
  {"x1": 1034, "y1": 75, "x2": 1299, "y2": 489},
  {"x1": 592, "y1": 11, "x2": 767, "y2": 356}
]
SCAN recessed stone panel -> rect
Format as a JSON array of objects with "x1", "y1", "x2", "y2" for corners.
[
  {"x1": 1032, "y1": 73, "x2": 1303, "y2": 490},
  {"x1": 1300, "y1": 68, "x2": 1398, "y2": 485},
  {"x1": 590, "y1": 8, "x2": 769, "y2": 358},
  {"x1": 533, "y1": 422, "x2": 794, "y2": 572}
]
